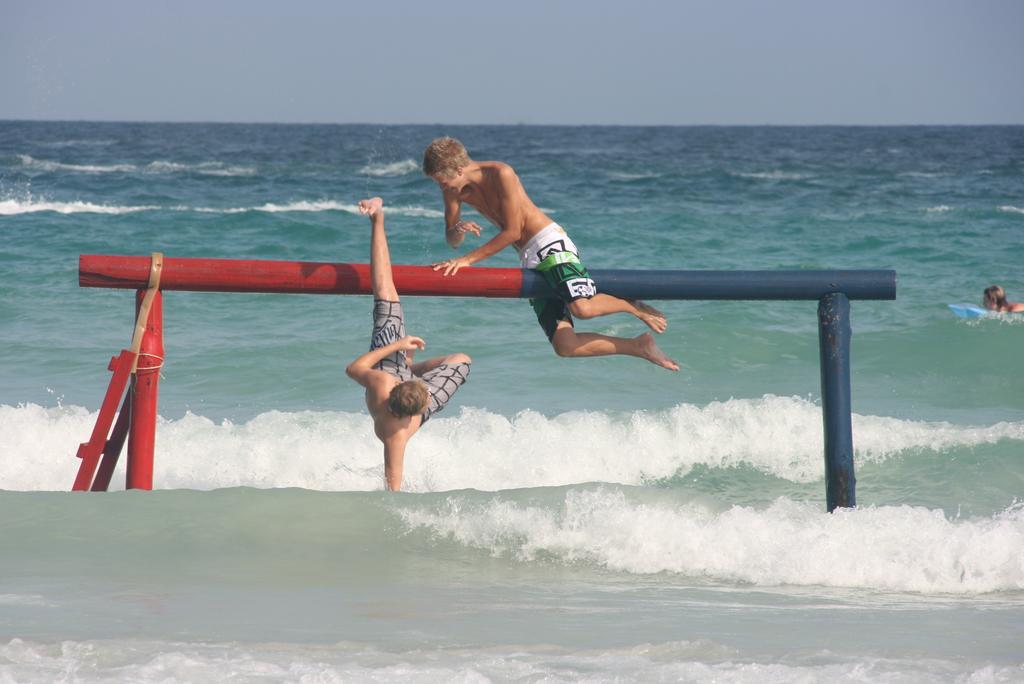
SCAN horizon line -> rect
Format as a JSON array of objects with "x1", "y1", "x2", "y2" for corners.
[{"x1": 2, "y1": 118, "x2": 1023, "y2": 128}]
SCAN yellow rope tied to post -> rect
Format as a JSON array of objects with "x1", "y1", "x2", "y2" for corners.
[{"x1": 129, "y1": 252, "x2": 163, "y2": 374}]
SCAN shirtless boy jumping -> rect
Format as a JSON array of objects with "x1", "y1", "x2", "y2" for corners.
[
  {"x1": 424, "y1": 137, "x2": 678, "y2": 371},
  {"x1": 345, "y1": 197, "x2": 471, "y2": 490}
]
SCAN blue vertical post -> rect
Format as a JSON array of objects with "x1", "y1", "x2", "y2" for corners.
[{"x1": 818, "y1": 292, "x2": 856, "y2": 512}]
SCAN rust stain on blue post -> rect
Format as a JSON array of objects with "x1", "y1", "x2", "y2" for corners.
[{"x1": 818, "y1": 292, "x2": 856, "y2": 511}]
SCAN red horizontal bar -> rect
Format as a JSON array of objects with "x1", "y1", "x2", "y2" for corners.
[{"x1": 79, "y1": 255, "x2": 524, "y2": 298}]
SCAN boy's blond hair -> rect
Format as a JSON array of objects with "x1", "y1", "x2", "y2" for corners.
[
  {"x1": 423, "y1": 137, "x2": 471, "y2": 178},
  {"x1": 388, "y1": 380, "x2": 429, "y2": 417},
  {"x1": 983, "y1": 285, "x2": 1008, "y2": 310}
]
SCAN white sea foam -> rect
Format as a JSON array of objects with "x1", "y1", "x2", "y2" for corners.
[
  {"x1": 246, "y1": 201, "x2": 441, "y2": 217},
  {"x1": 197, "y1": 165, "x2": 256, "y2": 177},
  {"x1": 189, "y1": 206, "x2": 249, "y2": 214},
  {"x1": 144, "y1": 160, "x2": 189, "y2": 173},
  {"x1": 251, "y1": 200, "x2": 358, "y2": 213},
  {"x1": 18, "y1": 155, "x2": 136, "y2": 174},
  {"x1": 3, "y1": 637, "x2": 1009, "y2": 684},
  {"x1": 186, "y1": 201, "x2": 440, "y2": 216},
  {"x1": 608, "y1": 171, "x2": 660, "y2": 181},
  {"x1": 402, "y1": 489, "x2": 1024, "y2": 594},
  {"x1": 2, "y1": 397, "x2": 1022, "y2": 493},
  {"x1": 733, "y1": 170, "x2": 810, "y2": 181},
  {"x1": 0, "y1": 199, "x2": 159, "y2": 215},
  {"x1": 16, "y1": 156, "x2": 255, "y2": 176},
  {"x1": 144, "y1": 160, "x2": 257, "y2": 176},
  {"x1": 998, "y1": 205, "x2": 1024, "y2": 215},
  {"x1": 900, "y1": 171, "x2": 950, "y2": 179},
  {"x1": 0, "y1": 594, "x2": 53, "y2": 607},
  {"x1": 359, "y1": 159, "x2": 420, "y2": 177},
  {"x1": 34, "y1": 139, "x2": 117, "y2": 148},
  {"x1": 926, "y1": 205, "x2": 953, "y2": 213},
  {"x1": 385, "y1": 205, "x2": 444, "y2": 218},
  {"x1": 0, "y1": 199, "x2": 440, "y2": 217}
]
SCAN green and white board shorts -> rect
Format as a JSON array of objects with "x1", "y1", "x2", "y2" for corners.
[{"x1": 517, "y1": 224, "x2": 598, "y2": 340}]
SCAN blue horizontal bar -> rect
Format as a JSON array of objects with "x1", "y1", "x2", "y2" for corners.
[{"x1": 522, "y1": 269, "x2": 897, "y2": 301}]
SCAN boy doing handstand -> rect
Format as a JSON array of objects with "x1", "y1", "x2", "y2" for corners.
[
  {"x1": 345, "y1": 197, "x2": 471, "y2": 490},
  {"x1": 424, "y1": 137, "x2": 678, "y2": 371}
]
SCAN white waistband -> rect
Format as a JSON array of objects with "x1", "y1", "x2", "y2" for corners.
[{"x1": 517, "y1": 223, "x2": 568, "y2": 267}]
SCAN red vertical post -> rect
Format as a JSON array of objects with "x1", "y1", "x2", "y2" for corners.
[{"x1": 126, "y1": 289, "x2": 163, "y2": 490}]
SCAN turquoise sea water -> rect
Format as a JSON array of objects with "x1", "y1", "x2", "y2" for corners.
[{"x1": 1, "y1": 122, "x2": 1023, "y2": 682}]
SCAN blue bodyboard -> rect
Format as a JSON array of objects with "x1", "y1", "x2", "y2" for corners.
[{"x1": 948, "y1": 303, "x2": 988, "y2": 319}]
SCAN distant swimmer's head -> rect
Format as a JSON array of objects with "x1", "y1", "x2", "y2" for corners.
[
  {"x1": 424, "y1": 137, "x2": 471, "y2": 190},
  {"x1": 983, "y1": 285, "x2": 1008, "y2": 311},
  {"x1": 388, "y1": 380, "x2": 429, "y2": 418}
]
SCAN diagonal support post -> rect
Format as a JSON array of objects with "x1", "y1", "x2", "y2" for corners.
[
  {"x1": 90, "y1": 391, "x2": 132, "y2": 491},
  {"x1": 72, "y1": 350, "x2": 136, "y2": 491}
]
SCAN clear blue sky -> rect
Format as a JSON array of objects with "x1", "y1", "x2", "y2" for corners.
[{"x1": 2, "y1": 0, "x2": 1022, "y2": 125}]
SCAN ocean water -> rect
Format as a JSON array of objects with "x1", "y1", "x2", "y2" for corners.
[{"x1": 1, "y1": 121, "x2": 1023, "y2": 682}]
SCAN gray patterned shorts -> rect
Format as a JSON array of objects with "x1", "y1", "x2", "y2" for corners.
[{"x1": 371, "y1": 299, "x2": 470, "y2": 421}]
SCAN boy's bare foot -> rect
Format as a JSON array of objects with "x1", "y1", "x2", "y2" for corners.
[
  {"x1": 636, "y1": 332, "x2": 679, "y2": 371},
  {"x1": 630, "y1": 300, "x2": 668, "y2": 334},
  {"x1": 358, "y1": 197, "x2": 383, "y2": 218}
]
